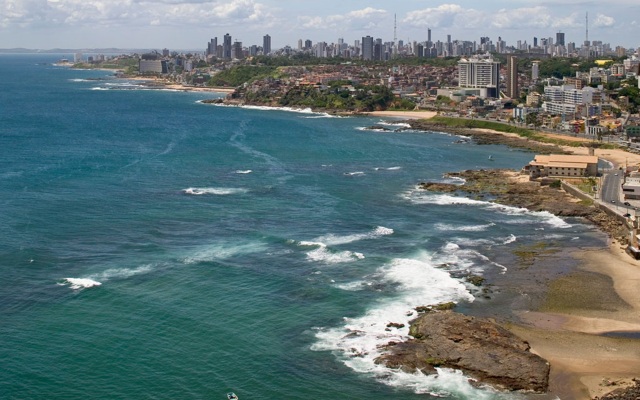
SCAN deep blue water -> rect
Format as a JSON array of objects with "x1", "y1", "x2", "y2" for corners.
[{"x1": 0, "y1": 54, "x2": 603, "y2": 399}]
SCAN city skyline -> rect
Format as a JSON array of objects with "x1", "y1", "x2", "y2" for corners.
[{"x1": 1, "y1": 0, "x2": 638, "y2": 51}]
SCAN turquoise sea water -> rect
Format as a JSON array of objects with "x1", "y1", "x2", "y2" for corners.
[{"x1": 0, "y1": 55, "x2": 603, "y2": 399}]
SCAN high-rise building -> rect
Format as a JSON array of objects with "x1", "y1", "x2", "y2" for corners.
[
  {"x1": 362, "y1": 35, "x2": 374, "y2": 60},
  {"x1": 556, "y1": 32, "x2": 565, "y2": 46},
  {"x1": 507, "y1": 56, "x2": 519, "y2": 99},
  {"x1": 304, "y1": 39, "x2": 312, "y2": 50},
  {"x1": 263, "y1": 34, "x2": 271, "y2": 55},
  {"x1": 223, "y1": 33, "x2": 232, "y2": 59},
  {"x1": 232, "y1": 41, "x2": 243, "y2": 59},
  {"x1": 427, "y1": 28, "x2": 431, "y2": 44},
  {"x1": 458, "y1": 56, "x2": 501, "y2": 98},
  {"x1": 207, "y1": 37, "x2": 218, "y2": 56},
  {"x1": 532, "y1": 61, "x2": 540, "y2": 81}
]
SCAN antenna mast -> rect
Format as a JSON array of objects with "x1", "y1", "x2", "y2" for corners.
[
  {"x1": 394, "y1": 13, "x2": 398, "y2": 57},
  {"x1": 585, "y1": 12, "x2": 590, "y2": 58}
]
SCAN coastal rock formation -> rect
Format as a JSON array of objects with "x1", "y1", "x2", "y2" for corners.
[
  {"x1": 595, "y1": 378, "x2": 640, "y2": 399},
  {"x1": 376, "y1": 311, "x2": 550, "y2": 393},
  {"x1": 419, "y1": 169, "x2": 628, "y2": 243}
]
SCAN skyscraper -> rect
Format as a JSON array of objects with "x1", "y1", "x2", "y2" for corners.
[
  {"x1": 263, "y1": 34, "x2": 271, "y2": 55},
  {"x1": 232, "y1": 41, "x2": 243, "y2": 59},
  {"x1": 507, "y1": 55, "x2": 519, "y2": 99},
  {"x1": 362, "y1": 35, "x2": 374, "y2": 60},
  {"x1": 556, "y1": 32, "x2": 565, "y2": 46},
  {"x1": 207, "y1": 37, "x2": 217, "y2": 56},
  {"x1": 223, "y1": 33, "x2": 232, "y2": 59}
]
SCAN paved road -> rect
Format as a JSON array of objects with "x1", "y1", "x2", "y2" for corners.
[{"x1": 601, "y1": 171, "x2": 622, "y2": 204}]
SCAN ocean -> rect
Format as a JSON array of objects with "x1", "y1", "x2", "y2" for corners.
[{"x1": 0, "y1": 54, "x2": 604, "y2": 399}]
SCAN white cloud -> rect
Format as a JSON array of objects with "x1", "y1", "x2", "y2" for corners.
[
  {"x1": 403, "y1": 4, "x2": 484, "y2": 29},
  {"x1": 593, "y1": 13, "x2": 615, "y2": 28},
  {"x1": 297, "y1": 7, "x2": 388, "y2": 32},
  {"x1": 0, "y1": 0, "x2": 276, "y2": 28}
]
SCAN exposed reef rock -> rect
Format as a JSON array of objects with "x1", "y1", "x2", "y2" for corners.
[
  {"x1": 419, "y1": 169, "x2": 628, "y2": 243},
  {"x1": 376, "y1": 311, "x2": 550, "y2": 393}
]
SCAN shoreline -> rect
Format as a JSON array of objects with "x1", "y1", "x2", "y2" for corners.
[{"x1": 402, "y1": 119, "x2": 640, "y2": 398}]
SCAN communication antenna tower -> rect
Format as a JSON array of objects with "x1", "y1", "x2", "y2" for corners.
[{"x1": 393, "y1": 13, "x2": 398, "y2": 57}]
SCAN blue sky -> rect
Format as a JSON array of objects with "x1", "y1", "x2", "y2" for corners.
[{"x1": 1, "y1": 0, "x2": 638, "y2": 51}]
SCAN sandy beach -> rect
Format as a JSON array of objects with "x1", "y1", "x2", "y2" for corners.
[{"x1": 367, "y1": 110, "x2": 438, "y2": 120}]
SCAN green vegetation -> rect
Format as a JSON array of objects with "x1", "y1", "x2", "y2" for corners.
[
  {"x1": 73, "y1": 57, "x2": 139, "y2": 74},
  {"x1": 513, "y1": 242, "x2": 560, "y2": 268},
  {"x1": 536, "y1": 58, "x2": 595, "y2": 79},
  {"x1": 208, "y1": 65, "x2": 277, "y2": 87},
  {"x1": 427, "y1": 116, "x2": 624, "y2": 149},
  {"x1": 549, "y1": 180, "x2": 562, "y2": 188},
  {"x1": 425, "y1": 358, "x2": 447, "y2": 367},
  {"x1": 249, "y1": 54, "x2": 460, "y2": 68},
  {"x1": 276, "y1": 84, "x2": 411, "y2": 111}
]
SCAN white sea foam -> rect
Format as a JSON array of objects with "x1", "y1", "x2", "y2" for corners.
[
  {"x1": 503, "y1": 234, "x2": 517, "y2": 244},
  {"x1": 435, "y1": 242, "x2": 508, "y2": 274},
  {"x1": 383, "y1": 166, "x2": 402, "y2": 171},
  {"x1": 407, "y1": 192, "x2": 572, "y2": 228},
  {"x1": 300, "y1": 242, "x2": 364, "y2": 264},
  {"x1": 378, "y1": 121, "x2": 411, "y2": 128},
  {"x1": 182, "y1": 187, "x2": 248, "y2": 196},
  {"x1": 90, "y1": 87, "x2": 109, "y2": 91},
  {"x1": 312, "y1": 254, "x2": 474, "y2": 393},
  {"x1": 60, "y1": 278, "x2": 102, "y2": 290},
  {"x1": 235, "y1": 170, "x2": 253, "y2": 174},
  {"x1": 333, "y1": 280, "x2": 369, "y2": 291},
  {"x1": 441, "y1": 176, "x2": 466, "y2": 185},
  {"x1": 434, "y1": 222, "x2": 496, "y2": 232},
  {"x1": 311, "y1": 226, "x2": 394, "y2": 246},
  {"x1": 69, "y1": 78, "x2": 91, "y2": 82},
  {"x1": 344, "y1": 171, "x2": 365, "y2": 176}
]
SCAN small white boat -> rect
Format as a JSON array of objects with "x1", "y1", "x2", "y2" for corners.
[
  {"x1": 227, "y1": 393, "x2": 238, "y2": 400},
  {"x1": 488, "y1": 155, "x2": 494, "y2": 161}
]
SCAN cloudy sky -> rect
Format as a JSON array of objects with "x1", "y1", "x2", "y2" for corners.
[{"x1": 1, "y1": 0, "x2": 638, "y2": 51}]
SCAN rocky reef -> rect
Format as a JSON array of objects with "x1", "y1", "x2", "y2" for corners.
[{"x1": 376, "y1": 310, "x2": 550, "y2": 392}]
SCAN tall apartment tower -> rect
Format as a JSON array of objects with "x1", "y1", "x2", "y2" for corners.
[
  {"x1": 223, "y1": 34, "x2": 232, "y2": 59},
  {"x1": 263, "y1": 34, "x2": 271, "y2": 55},
  {"x1": 362, "y1": 35, "x2": 374, "y2": 60},
  {"x1": 232, "y1": 41, "x2": 243, "y2": 59},
  {"x1": 556, "y1": 32, "x2": 565, "y2": 46},
  {"x1": 458, "y1": 56, "x2": 501, "y2": 98},
  {"x1": 207, "y1": 37, "x2": 218, "y2": 56},
  {"x1": 507, "y1": 56, "x2": 519, "y2": 99},
  {"x1": 532, "y1": 61, "x2": 540, "y2": 81}
]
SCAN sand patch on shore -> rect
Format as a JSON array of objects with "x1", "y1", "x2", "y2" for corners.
[{"x1": 509, "y1": 243, "x2": 640, "y2": 399}]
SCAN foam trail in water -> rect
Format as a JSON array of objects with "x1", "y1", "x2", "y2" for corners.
[
  {"x1": 182, "y1": 187, "x2": 248, "y2": 195},
  {"x1": 235, "y1": 170, "x2": 253, "y2": 174},
  {"x1": 435, "y1": 222, "x2": 496, "y2": 232},
  {"x1": 183, "y1": 241, "x2": 267, "y2": 265}
]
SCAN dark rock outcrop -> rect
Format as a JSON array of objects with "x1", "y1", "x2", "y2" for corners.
[{"x1": 376, "y1": 311, "x2": 550, "y2": 393}]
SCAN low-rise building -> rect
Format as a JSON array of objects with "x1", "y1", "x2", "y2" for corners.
[
  {"x1": 623, "y1": 177, "x2": 640, "y2": 199},
  {"x1": 524, "y1": 154, "x2": 599, "y2": 178}
]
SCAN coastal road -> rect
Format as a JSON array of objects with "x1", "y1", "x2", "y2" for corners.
[{"x1": 601, "y1": 171, "x2": 623, "y2": 204}]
